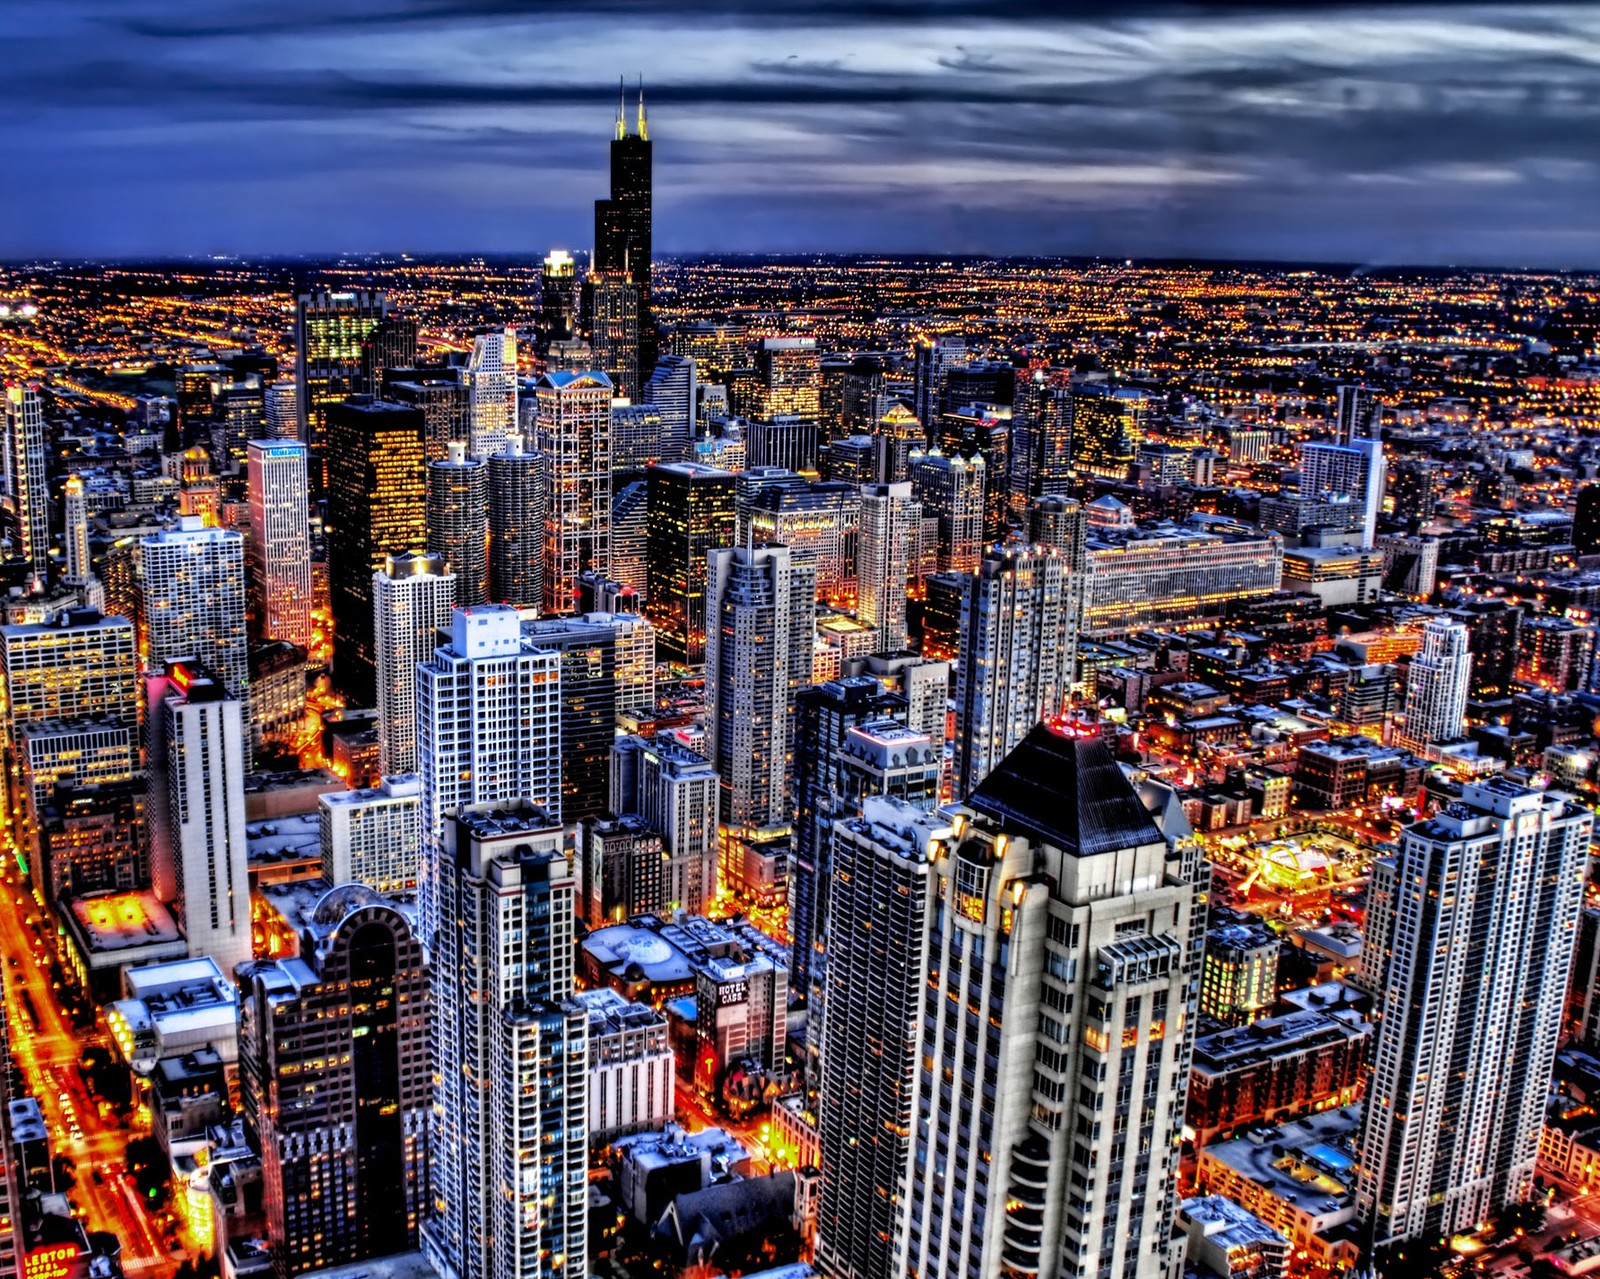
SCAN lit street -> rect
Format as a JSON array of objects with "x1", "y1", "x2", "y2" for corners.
[{"x1": 0, "y1": 851, "x2": 177, "y2": 1278}]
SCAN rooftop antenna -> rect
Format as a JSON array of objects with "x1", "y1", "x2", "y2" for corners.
[
  {"x1": 637, "y1": 75, "x2": 648, "y2": 141},
  {"x1": 615, "y1": 76, "x2": 626, "y2": 141}
]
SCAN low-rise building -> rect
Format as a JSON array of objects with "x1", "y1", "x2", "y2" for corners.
[
  {"x1": 1293, "y1": 737, "x2": 1422, "y2": 810},
  {"x1": 613, "y1": 1124, "x2": 752, "y2": 1226},
  {"x1": 1195, "y1": 1106, "x2": 1362, "y2": 1271},
  {"x1": 1200, "y1": 924, "x2": 1280, "y2": 1026},
  {"x1": 1178, "y1": 1196, "x2": 1289, "y2": 1279},
  {"x1": 61, "y1": 890, "x2": 188, "y2": 999},
  {"x1": 105, "y1": 956, "x2": 241, "y2": 1076},
  {"x1": 582, "y1": 915, "x2": 790, "y2": 1098},
  {"x1": 576, "y1": 989, "x2": 674, "y2": 1145},
  {"x1": 318, "y1": 773, "x2": 423, "y2": 897},
  {"x1": 1188, "y1": 1010, "x2": 1370, "y2": 1148}
]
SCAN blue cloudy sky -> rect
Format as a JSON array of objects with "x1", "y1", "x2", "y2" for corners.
[{"x1": 3, "y1": 2, "x2": 1599, "y2": 266}]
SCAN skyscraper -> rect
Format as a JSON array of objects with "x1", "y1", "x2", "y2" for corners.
[
  {"x1": 1300, "y1": 437, "x2": 1386, "y2": 550},
  {"x1": 790, "y1": 676, "x2": 901, "y2": 998},
  {"x1": 359, "y1": 312, "x2": 420, "y2": 399},
  {"x1": 319, "y1": 774, "x2": 425, "y2": 898},
  {"x1": 1012, "y1": 368, "x2": 1074, "y2": 508},
  {"x1": 1577, "y1": 484, "x2": 1600, "y2": 558},
  {"x1": 415, "y1": 607, "x2": 563, "y2": 933},
  {"x1": 589, "y1": 272, "x2": 641, "y2": 401},
  {"x1": 0, "y1": 609, "x2": 139, "y2": 755},
  {"x1": 1027, "y1": 494, "x2": 1088, "y2": 559},
  {"x1": 2, "y1": 382, "x2": 48, "y2": 585},
  {"x1": 815, "y1": 796, "x2": 949, "y2": 1279},
  {"x1": 521, "y1": 614, "x2": 634, "y2": 823},
  {"x1": 0, "y1": 609, "x2": 140, "y2": 859},
  {"x1": 911, "y1": 448, "x2": 985, "y2": 574},
  {"x1": 704, "y1": 545, "x2": 816, "y2": 831},
  {"x1": 641, "y1": 354, "x2": 698, "y2": 464},
  {"x1": 389, "y1": 376, "x2": 470, "y2": 464},
  {"x1": 239, "y1": 886, "x2": 429, "y2": 1277},
  {"x1": 426, "y1": 442, "x2": 489, "y2": 607},
  {"x1": 609, "y1": 479, "x2": 649, "y2": 599},
  {"x1": 756, "y1": 337, "x2": 821, "y2": 421},
  {"x1": 1359, "y1": 777, "x2": 1591, "y2": 1246},
  {"x1": 325, "y1": 396, "x2": 427, "y2": 705},
  {"x1": 1071, "y1": 384, "x2": 1147, "y2": 480},
  {"x1": 857, "y1": 481, "x2": 921, "y2": 652},
  {"x1": 424, "y1": 803, "x2": 587, "y2": 1279},
  {"x1": 1398, "y1": 616, "x2": 1472, "y2": 751},
  {"x1": 1334, "y1": 383, "x2": 1379, "y2": 443},
  {"x1": 141, "y1": 515, "x2": 250, "y2": 704},
  {"x1": 539, "y1": 249, "x2": 578, "y2": 346},
  {"x1": 872, "y1": 402, "x2": 925, "y2": 485},
  {"x1": 594, "y1": 81, "x2": 652, "y2": 364},
  {"x1": 610, "y1": 401, "x2": 665, "y2": 473},
  {"x1": 747, "y1": 415, "x2": 819, "y2": 474},
  {"x1": 610, "y1": 734, "x2": 720, "y2": 915},
  {"x1": 373, "y1": 552, "x2": 456, "y2": 777},
  {"x1": 294, "y1": 289, "x2": 389, "y2": 444},
  {"x1": 953, "y1": 545, "x2": 1078, "y2": 797},
  {"x1": 913, "y1": 333, "x2": 966, "y2": 432},
  {"x1": 893, "y1": 724, "x2": 1203, "y2": 1279},
  {"x1": 534, "y1": 371, "x2": 613, "y2": 615},
  {"x1": 247, "y1": 440, "x2": 314, "y2": 650},
  {"x1": 62, "y1": 475, "x2": 91, "y2": 588},
  {"x1": 645, "y1": 461, "x2": 737, "y2": 671},
  {"x1": 486, "y1": 435, "x2": 546, "y2": 610},
  {"x1": 466, "y1": 328, "x2": 518, "y2": 459},
  {"x1": 742, "y1": 475, "x2": 862, "y2": 607},
  {"x1": 265, "y1": 382, "x2": 299, "y2": 441},
  {"x1": 146, "y1": 661, "x2": 253, "y2": 976}
]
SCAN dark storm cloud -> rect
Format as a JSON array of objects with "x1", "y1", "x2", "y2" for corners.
[{"x1": 1, "y1": 1, "x2": 1597, "y2": 263}]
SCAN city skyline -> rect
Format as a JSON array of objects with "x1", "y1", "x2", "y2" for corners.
[{"x1": 2, "y1": 4, "x2": 1599, "y2": 266}]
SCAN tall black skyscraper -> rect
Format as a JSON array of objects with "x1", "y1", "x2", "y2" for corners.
[
  {"x1": 325, "y1": 397, "x2": 427, "y2": 705},
  {"x1": 594, "y1": 80, "x2": 653, "y2": 369},
  {"x1": 1577, "y1": 483, "x2": 1600, "y2": 557}
]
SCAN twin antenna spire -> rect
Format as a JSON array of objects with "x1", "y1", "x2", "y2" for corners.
[{"x1": 615, "y1": 76, "x2": 648, "y2": 142}]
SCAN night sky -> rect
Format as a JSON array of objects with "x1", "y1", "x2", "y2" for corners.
[{"x1": 4, "y1": 1, "x2": 1599, "y2": 267}]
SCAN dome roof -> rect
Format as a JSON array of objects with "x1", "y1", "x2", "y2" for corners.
[{"x1": 310, "y1": 882, "x2": 389, "y2": 928}]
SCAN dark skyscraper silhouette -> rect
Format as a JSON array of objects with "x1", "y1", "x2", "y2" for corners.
[
  {"x1": 1576, "y1": 484, "x2": 1600, "y2": 557},
  {"x1": 594, "y1": 79, "x2": 653, "y2": 370}
]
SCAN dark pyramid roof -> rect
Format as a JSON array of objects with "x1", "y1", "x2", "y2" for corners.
[{"x1": 967, "y1": 723, "x2": 1165, "y2": 858}]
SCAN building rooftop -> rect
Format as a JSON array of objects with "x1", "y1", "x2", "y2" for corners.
[
  {"x1": 1193, "y1": 1009, "x2": 1370, "y2": 1076},
  {"x1": 574, "y1": 988, "x2": 668, "y2": 1037},
  {"x1": 1179, "y1": 1195, "x2": 1287, "y2": 1251},
  {"x1": 68, "y1": 891, "x2": 182, "y2": 952},
  {"x1": 967, "y1": 723, "x2": 1165, "y2": 857},
  {"x1": 1200, "y1": 1105, "x2": 1362, "y2": 1223}
]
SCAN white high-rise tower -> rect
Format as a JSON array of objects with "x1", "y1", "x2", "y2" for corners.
[
  {"x1": 146, "y1": 661, "x2": 253, "y2": 977},
  {"x1": 1399, "y1": 616, "x2": 1472, "y2": 751},
  {"x1": 1359, "y1": 777, "x2": 1591, "y2": 1246},
  {"x1": 883, "y1": 724, "x2": 1203, "y2": 1279},
  {"x1": 141, "y1": 515, "x2": 250, "y2": 706},
  {"x1": 3, "y1": 383, "x2": 49, "y2": 586},
  {"x1": 467, "y1": 328, "x2": 518, "y2": 459},
  {"x1": 704, "y1": 545, "x2": 816, "y2": 831},
  {"x1": 62, "y1": 475, "x2": 91, "y2": 587},
  {"x1": 415, "y1": 606, "x2": 562, "y2": 940},
  {"x1": 857, "y1": 481, "x2": 921, "y2": 651},
  {"x1": 373, "y1": 551, "x2": 456, "y2": 776}
]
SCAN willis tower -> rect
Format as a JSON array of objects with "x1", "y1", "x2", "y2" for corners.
[{"x1": 594, "y1": 79, "x2": 654, "y2": 373}]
